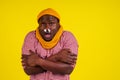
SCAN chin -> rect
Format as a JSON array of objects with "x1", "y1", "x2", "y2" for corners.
[{"x1": 44, "y1": 38, "x2": 52, "y2": 41}]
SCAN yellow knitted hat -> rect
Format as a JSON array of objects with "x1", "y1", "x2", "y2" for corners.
[{"x1": 37, "y1": 8, "x2": 60, "y2": 21}]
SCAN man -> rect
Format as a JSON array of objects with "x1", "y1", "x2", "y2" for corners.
[{"x1": 22, "y1": 8, "x2": 78, "y2": 80}]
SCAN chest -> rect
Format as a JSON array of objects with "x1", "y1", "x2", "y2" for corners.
[{"x1": 34, "y1": 40, "x2": 63, "y2": 58}]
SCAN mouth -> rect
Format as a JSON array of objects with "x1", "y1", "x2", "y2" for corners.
[
  {"x1": 43, "y1": 29, "x2": 52, "y2": 38},
  {"x1": 44, "y1": 33, "x2": 51, "y2": 38}
]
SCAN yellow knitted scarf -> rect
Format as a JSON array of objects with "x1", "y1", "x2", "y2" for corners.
[{"x1": 36, "y1": 26, "x2": 63, "y2": 49}]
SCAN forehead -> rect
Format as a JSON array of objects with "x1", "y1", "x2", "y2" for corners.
[{"x1": 39, "y1": 15, "x2": 58, "y2": 22}]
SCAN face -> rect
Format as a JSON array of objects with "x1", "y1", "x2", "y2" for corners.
[{"x1": 38, "y1": 15, "x2": 60, "y2": 41}]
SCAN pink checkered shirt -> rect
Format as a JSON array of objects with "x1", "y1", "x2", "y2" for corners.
[{"x1": 22, "y1": 31, "x2": 78, "y2": 80}]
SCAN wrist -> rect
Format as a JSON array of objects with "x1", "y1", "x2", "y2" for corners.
[
  {"x1": 36, "y1": 58, "x2": 43, "y2": 66},
  {"x1": 55, "y1": 54, "x2": 61, "y2": 61}
]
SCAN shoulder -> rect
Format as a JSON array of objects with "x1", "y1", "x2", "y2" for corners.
[
  {"x1": 60, "y1": 31, "x2": 78, "y2": 44},
  {"x1": 62, "y1": 31, "x2": 73, "y2": 35},
  {"x1": 24, "y1": 30, "x2": 36, "y2": 40},
  {"x1": 26, "y1": 30, "x2": 35, "y2": 36},
  {"x1": 61, "y1": 31, "x2": 76, "y2": 39},
  {"x1": 60, "y1": 31, "x2": 79, "y2": 54}
]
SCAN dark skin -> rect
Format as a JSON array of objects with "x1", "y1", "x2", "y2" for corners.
[
  {"x1": 22, "y1": 15, "x2": 77, "y2": 75},
  {"x1": 38, "y1": 15, "x2": 60, "y2": 41},
  {"x1": 22, "y1": 49, "x2": 77, "y2": 75}
]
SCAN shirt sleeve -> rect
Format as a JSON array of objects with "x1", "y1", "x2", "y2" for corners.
[
  {"x1": 22, "y1": 31, "x2": 36, "y2": 55},
  {"x1": 62, "y1": 31, "x2": 79, "y2": 67}
]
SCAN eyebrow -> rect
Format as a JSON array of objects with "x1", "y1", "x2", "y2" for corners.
[{"x1": 38, "y1": 16, "x2": 59, "y2": 23}]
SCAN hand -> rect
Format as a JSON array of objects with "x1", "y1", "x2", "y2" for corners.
[
  {"x1": 22, "y1": 53, "x2": 46, "y2": 75},
  {"x1": 46, "y1": 54, "x2": 58, "y2": 62},
  {"x1": 56, "y1": 49, "x2": 77, "y2": 64},
  {"x1": 22, "y1": 54, "x2": 31, "y2": 67},
  {"x1": 27, "y1": 50, "x2": 40, "y2": 67}
]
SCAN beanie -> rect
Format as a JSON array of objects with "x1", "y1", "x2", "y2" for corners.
[{"x1": 37, "y1": 8, "x2": 60, "y2": 21}]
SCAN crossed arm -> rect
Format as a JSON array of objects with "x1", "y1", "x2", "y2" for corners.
[{"x1": 21, "y1": 49, "x2": 77, "y2": 75}]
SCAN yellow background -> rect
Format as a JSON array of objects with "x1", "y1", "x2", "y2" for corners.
[{"x1": 0, "y1": 0, "x2": 120, "y2": 80}]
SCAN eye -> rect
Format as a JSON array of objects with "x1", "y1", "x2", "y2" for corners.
[
  {"x1": 49, "y1": 22, "x2": 55, "y2": 26},
  {"x1": 41, "y1": 23, "x2": 46, "y2": 27},
  {"x1": 49, "y1": 23, "x2": 53, "y2": 26}
]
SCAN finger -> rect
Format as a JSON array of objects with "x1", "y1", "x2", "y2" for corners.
[
  {"x1": 63, "y1": 48, "x2": 71, "y2": 52},
  {"x1": 22, "y1": 60, "x2": 28, "y2": 66},
  {"x1": 65, "y1": 49, "x2": 71, "y2": 53},
  {"x1": 70, "y1": 56, "x2": 77, "y2": 60},
  {"x1": 22, "y1": 56, "x2": 28, "y2": 60},
  {"x1": 65, "y1": 56, "x2": 77, "y2": 64},
  {"x1": 67, "y1": 55, "x2": 76, "y2": 59},
  {"x1": 66, "y1": 59, "x2": 74, "y2": 64},
  {"x1": 69, "y1": 53, "x2": 77, "y2": 56},
  {"x1": 22, "y1": 61, "x2": 27, "y2": 66},
  {"x1": 21, "y1": 55, "x2": 29, "y2": 59},
  {"x1": 67, "y1": 51, "x2": 71, "y2": 53},
  {"x1": 22, "y1": 57, "x2": 28, "y2": 63},
  {"x1": 22, "y1": 62, "x2": 27, "y2": 66},
  {"x1": 73, "y1": 60, "x2": 76, "y2": 64},
  {"x1": 67, "y1": 59, "x2": 76, "y2": 64},
  {"x1": 29, "y1": 50, "x2": 35, "y2": 55},
  {"x1": 63, "y1": 48, "x2": 70, "y2": 50},
  {"x1": 22, "y1": 59, "x2": 27, "y2": 63}
]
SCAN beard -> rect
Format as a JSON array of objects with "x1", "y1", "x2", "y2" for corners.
[{"x1": 39, "y1": 29, "x2": 58, "y2": 41}]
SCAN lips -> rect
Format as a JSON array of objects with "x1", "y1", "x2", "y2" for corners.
[{"x1": 45, "y1": 34, "x2": 51, "y2": 38}]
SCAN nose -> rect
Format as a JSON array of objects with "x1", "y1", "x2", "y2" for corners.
[
  {"x1": 44, "y1": 28, "x2": 51, "y2": 33},
  {"x1": 45, "y1": 23, "x2": 50, "y2": 29}
]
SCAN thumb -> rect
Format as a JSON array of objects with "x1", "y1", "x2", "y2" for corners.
[{"x1": 29, "y1": 50, "x2": 35, "y2": 55}]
